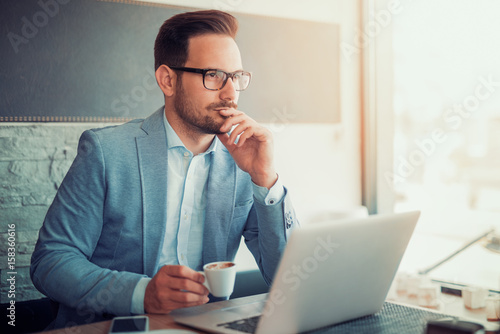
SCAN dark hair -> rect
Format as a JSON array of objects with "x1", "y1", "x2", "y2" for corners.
[{"x1": 154, "y1": 10, "x2": 239, "y2": 70}]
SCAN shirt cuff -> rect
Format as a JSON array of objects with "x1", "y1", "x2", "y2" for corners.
[
  {"x1": 131, "y1": 277, "x2": 151, "y2": 314},
  {"x1": 252, "y1": 175, "x2": 285, "y2": 205}
]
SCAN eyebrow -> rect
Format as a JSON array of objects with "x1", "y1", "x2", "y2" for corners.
[{"x1": 207, "y1": 67, "x2": 245, "y2": 72}]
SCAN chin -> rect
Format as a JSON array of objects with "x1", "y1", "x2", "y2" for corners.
[
  {"x1": 196, "y1": 123, "x2": 225, "y2": 135},
  {"x1": 202, "y1": 127, "x2": 226, "y2": 135},
  {"x1": 198, "y1": 116, "x2": 227, "y2": 135}
]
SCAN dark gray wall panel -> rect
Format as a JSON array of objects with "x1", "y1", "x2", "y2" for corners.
[{"x1": 1, "y1": 0, "x2": 339, "y2": 123}]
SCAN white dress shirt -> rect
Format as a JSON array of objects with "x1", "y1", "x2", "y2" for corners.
[{"x1": 130, "y1": 112, "x2": 284, "y2": 314}]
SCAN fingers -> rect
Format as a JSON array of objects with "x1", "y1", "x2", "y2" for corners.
[
  {"x1": 233, "y1": 125, "x2": 255, "y2": 147},
  {"x1": 167, "y1": 287, "x2": 209, "y2": 303},
  {"x1": 167, "y1": 275, "x2": 207, "y2": 295},
  {"x1": 218, "y1": 110, "x2": 268, "y2": 147},
  {"x1": 228, "y1": 120, "x2": 251, "y2": 146},
  {"x1": 218, "y1": 108, "x2": 243, "y2": 118},
  {"x1": 219, "y1": 113, "x2": 247, "y2": 134},
  {"x1": 146, "y1": 287, "x2": 209, "y2": 314},
  {"x1": 159, "y1": 265, "x2": 208, "y2": 294},
  {"x1": 161, "y1": 265, "x2": 204, "y2": 283},
  {"x1": 144, "y1": 265, "x2": 209, "y2": 314},
  {"x1": 153, "y1": 283, "x2": 207, "y2": 304}
]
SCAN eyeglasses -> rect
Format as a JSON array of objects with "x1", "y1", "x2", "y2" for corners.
[{"x1": 169, "y1": 66, "x2": 252, "y2": 91}]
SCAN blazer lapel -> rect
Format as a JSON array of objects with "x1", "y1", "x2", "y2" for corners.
[
  {"x1": 136, "y1": 108, "x2": 168, "y2": 276},
  {"x1": 203, "y1": 142, "x2": 236, "y2": 264}
]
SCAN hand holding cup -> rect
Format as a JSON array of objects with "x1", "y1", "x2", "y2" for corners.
[{"x1": 199, "y1": 261, "x2": 237, "y2": 298}]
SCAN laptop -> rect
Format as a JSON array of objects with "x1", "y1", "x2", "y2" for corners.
[{"x1": 171, "y1": 211, "x2": 420, "y2": 334}]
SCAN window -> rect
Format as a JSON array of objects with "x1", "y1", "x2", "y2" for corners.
[{"x1": 375, "y1": 0, "x2": 500, "y2": 290}]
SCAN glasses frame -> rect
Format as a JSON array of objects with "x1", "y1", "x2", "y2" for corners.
[{"x1": 169, "y1": 66, "x2": 252, "y2": 91}]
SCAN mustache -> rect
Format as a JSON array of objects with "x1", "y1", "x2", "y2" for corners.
[{"x1": 206, "y1": 101, "x2": 238, "y2": 111}]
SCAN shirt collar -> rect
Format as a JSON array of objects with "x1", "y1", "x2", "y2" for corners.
[{"x1": 163, "y1": 109, "x2": 217, "y2": 154}]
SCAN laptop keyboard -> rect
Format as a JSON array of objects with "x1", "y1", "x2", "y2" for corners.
[
  {"x1": 217, "y1": 315, "x2": 261, "y2": 333},
  {"x1": 214, "y1": 302, "x2": 458, "y2": 334}
]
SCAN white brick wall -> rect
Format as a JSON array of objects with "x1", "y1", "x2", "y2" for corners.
[{"x1": 0, "y1": 123, "x2": 117, "y2": 303}]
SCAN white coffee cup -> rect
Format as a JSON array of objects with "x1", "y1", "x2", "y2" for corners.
[
  {"x1": 417, "y1": 283, "x2": 440, "y2": 309},
  {"x1": 199, "y1": 261, "x2": 237, "y2": 297},
  {"x1": 485, "y1": 295, "x2": 500, "y2": 321},
  {"x1": 462, "y1": 286, "x2": 488, "y2": 309}
]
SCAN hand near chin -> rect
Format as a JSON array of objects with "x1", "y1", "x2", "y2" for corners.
[
  {"x1": 144, "y1": 265, "x2": 209, "y2": 314},
  {"x1": 216, "y1": 109, "x2": 278, "y2": 189}
]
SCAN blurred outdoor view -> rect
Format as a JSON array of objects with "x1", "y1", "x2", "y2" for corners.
[{"x1": 390, "y1": 0, "x2": 500, "y2": 290}]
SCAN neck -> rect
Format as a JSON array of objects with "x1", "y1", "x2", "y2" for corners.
[{"x1": 164, "y1": 107, "x2": 214, "y2": 156}]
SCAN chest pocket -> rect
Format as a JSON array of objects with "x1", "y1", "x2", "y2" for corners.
[{"x1": 233, "y1": 199, "x2": 254, "y2": 221}]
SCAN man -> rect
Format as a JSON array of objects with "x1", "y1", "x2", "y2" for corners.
[{"x1": 30, "y1": 9, "x2": 297, "y2": 329}]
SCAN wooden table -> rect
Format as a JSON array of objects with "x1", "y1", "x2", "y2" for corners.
[
  {"x1": 40, "y1": 293, "x2": 499, "y2": 334},
  {"x1": 43, "y1": 313, "x2": 204, "y2": 334}
]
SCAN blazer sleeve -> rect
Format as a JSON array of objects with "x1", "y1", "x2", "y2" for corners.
[
  {"x1": 30, "y1": 130, "x2": 144, "y2": 318},
  {"x1": 242, "y1": 187, "x2": 298, "y2": 285}
]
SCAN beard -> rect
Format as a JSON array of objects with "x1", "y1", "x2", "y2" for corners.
[{"x1": 173, "y1": 79, "x2": 237, "y2": 135}]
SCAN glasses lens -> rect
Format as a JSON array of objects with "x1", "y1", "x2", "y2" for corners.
[
  {"x1": 204, "y1": 70, "x2": 226, "y2": 90},
  {"x1": 203, "y1": 70, "x2": 251, "y2": 91},
  {"x1": 234, "y1": 71, "x2": 251, "y2": 91}
]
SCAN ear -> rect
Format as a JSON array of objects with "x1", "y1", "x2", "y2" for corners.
[{"x1": 155, "y1": 65, "x2": 176, "y2": 97}]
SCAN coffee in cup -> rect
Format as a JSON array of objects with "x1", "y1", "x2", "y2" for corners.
[{"x1": 200, "y1": 261, "x2": 236, "y2": 297}]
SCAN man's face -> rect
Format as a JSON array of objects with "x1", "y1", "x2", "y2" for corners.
[{"x1": 173, "y1": 34, "x2": 242, "y2": 135}]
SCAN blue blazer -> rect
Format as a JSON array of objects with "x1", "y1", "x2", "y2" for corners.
[{"x1": 30, "y1": 108, "x2": 297, "y2": 328}]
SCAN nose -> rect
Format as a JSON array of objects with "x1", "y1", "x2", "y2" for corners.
[{"x1": 219, "y1": 76, "x2": 238, "y2": 102}]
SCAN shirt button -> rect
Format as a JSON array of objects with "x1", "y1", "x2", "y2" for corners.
[
  {"x1": 183, "y1": 152, "x2": 189, "y2": 157},
  {"x1": 269, "y1": 199, "x2": 275, "y2": 205}
]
